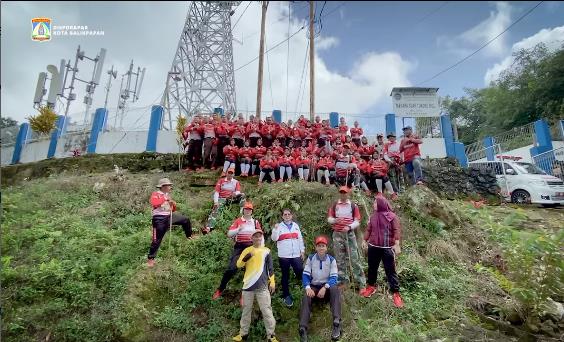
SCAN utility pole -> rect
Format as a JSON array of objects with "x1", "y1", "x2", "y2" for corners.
[
  {"x1": 256, "y1": 1, "x2": 268, "y2": 120},
  {"x1": 309, "y1": 0, "x2": 315, "y2": 121}
]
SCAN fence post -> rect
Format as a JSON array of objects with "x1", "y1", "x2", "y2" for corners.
[
  {"x1": 146, "y1": 105, "x2": 164, "y2": 152},
  {"x1": 329, "y1": 112, "x2": 339, "y2": 128},
  {"x1": 87, "y1": 108, "x2": 108, "y2": 154},
  {"x1": 483, "y1": 137, "x2": 495, "y2": 161},
  {"x1": 530, "y1": 119, "x2": 554, "y2": 173},
  {"x1": 11, "y1": 123, "x2": 30, "y2": 164},
  {"x1": 385, "y1": 113, "x2": 396, "y2": 135},
  {"x1": 47, "y1": 115, "x2": 66, "y2": 158},
  {"x1": 440, "y1": 115, "x2": 455, "y2": 157},
  {"x1": 272, "y1": 110, "x2": 282, "y2": 123}
]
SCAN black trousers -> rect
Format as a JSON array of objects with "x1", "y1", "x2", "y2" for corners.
[
  {"x1": 279, "y1": 257, "x2": 303, "y2": 298},
  {"x1": 187, "y1": 139, "x2": 203, "y2": 169},
  {"x1": 148, "y1": 213, "x2": 192, "y2": 259},
  {"x1": 202, "y1": 138, "x2": 216, "y2": 169},
  {"x1": 234, "y1": 138, "x2": 244, "y2": 148},
  {"x1": 299, "y1": 285, "x2": 341, "y2": 329},
  {"x1": 249, "y1": 136, "x2": 260, "y2": 148},
  {"x1": 218, "y1": 242, "x2": 253, "y2": 291},
  {"x1": 367, "y1": 246, "x2": 399, "y2": 293},
  {"x1": 335, "y1": 173, "x2": 355, "y2": 187},
  {"x1": 352, "y1": 138, "x2": 361, "y2": 147},
  {"x1": 215, "y1": 137, "x2": 229, "y2": 167}
]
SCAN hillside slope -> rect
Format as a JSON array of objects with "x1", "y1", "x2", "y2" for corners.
[{"x1": 2, "y1": 168, "x2": 562, "y2": 341}]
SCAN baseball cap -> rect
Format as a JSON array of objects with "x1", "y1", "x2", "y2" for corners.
[
  {"x1": 387, "y1": 131, "x2": 396, "y2": 138},
  {"x1": 252, "y1": 229, "x2": 263, "y2": 237},
  {"x1": 402, "y1": 126, "x2": 412, "y2": 131},
  {"x1": 315, "y1": 235, "x2": 329, "y2": 245},
  {"x1": 377, "y1": 133, "x2": 384, "y2": 137},
  {"x1": 339, "y1": 186, "x2": 350, "y2": 193},
  {"x1": 227, "y1": 167, "x2": 235, "y2": 174},
  {"x1": 243, "y1": 201, "x2": 254, "y2": 210}
]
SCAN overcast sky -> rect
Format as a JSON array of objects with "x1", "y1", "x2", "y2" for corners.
[{"x1": 1, "y1": 1, "x2": 563, "y2": 134}]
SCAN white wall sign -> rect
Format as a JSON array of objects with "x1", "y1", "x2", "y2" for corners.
[{"x1": 392, "y1": 89, "x2": 440, "y2": 117}]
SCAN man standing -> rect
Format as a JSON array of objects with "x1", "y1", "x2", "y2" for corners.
[
  {"x1": 271, "y1": 209, "x2": 305, "y2": 307},
  {"x1": 384, "y1": 132, "x2": 403, "y2": 192},
  {"x1": 299, "y1": 235, "x2": 342, "y2": 342},
  {"x1": 399, "y1": 126, "x2": 424, "y2": 185},
  {"x1": 202, "y1": 116, "x2": 218, "y2": 169},
  {"x1": 327, "y1": 186, "x2": 368, "y2": 296},
  {"x1": 213, "y1": 201, "x2": 262, "y2": 300},
  {"x1": 147, "y1": 178, "x2": 192, "y2": 267},
  {"x1": 203, "y1": 167, "x2": 245, "y2": 234},
  {"x1": 183, "y1": 116, "x2": 204, "y2": 170},
  {"x1": 232, "y1": 229, "x2": 279, "y2": 342}
]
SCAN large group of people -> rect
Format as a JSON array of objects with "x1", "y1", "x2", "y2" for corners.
[
  {"x1": 182, "y1": 113, "x2": 426, "y2": 195},
  {"x1": 148, "y1": 175, "x2": 404, "y2": 342}
]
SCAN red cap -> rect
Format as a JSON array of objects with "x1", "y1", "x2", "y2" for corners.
[
  {"x1": 339, "y1": 186, "x2": 350, "y2": 193},
  {"x1": 243, "y1": 201, "x2": 254, "y2": 210},
  {"x1": 315, "y1": 235, "x2": 329, "y2": 246}
]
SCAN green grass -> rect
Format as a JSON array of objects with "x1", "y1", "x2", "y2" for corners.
[{"x1": 2, "y1": 170, "x2": 560, "y2": 341}]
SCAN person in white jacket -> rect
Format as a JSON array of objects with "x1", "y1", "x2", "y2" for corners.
[{"x1": 271, "y1": 208, "x2": 305, "y2": 307}]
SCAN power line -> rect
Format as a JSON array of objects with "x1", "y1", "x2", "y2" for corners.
[
  {"x1": 416, "y1": 1, "x2": 544, "y2": 86},
  {"x1": 232, "y1": 1, "x2": 253, "y2": 31},
  {"x1": 413, "y1": 1, "x2": 449, "y2": 26}
]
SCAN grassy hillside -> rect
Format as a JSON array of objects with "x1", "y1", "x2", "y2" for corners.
[{"x1": 2, "y1": 167, "x2": 562, "y2": 341}]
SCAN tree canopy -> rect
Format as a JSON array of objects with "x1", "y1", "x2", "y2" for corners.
[{"x1": 442, "y1": 43, "x2": 564, "y2": 144}]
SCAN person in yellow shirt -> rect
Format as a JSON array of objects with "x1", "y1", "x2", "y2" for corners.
[{"x1": 232, "y1": 229, "x2": 279, "y2": 342}]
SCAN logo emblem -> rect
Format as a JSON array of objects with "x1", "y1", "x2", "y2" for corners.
[
  {"x1": 32, "y1": 18, "x2": 52, "y2": 42},
  {"x1": 394, "y1": 93, "x2": 402, "y2": 101}
]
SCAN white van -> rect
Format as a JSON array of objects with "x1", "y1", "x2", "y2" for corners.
[{"x1": 469, "y1": 160, "x2": 564, "y2": 207}]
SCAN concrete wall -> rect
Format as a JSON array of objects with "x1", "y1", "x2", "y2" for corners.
[
  {"x1": 420, "y1": 138, "x2": 447, "y2": 158},
  {"x1": 156, "y1": 130, "x2": 182, "y2": 154},
  {"x1": 55, "y1": 132, "x2": 90, "y2": 158},
  {"x1": 96, "y1": 131, "x2": 147, "y2": 154},
  {"x1": 473, "y1": 141, "x2": 563, "y2": 163},
  {"x1": 1, "y1": 145, "x2": 15, "y2": 166},
  {"x1": 20, "y1": 139, "x2": 50, "y2": 164}
]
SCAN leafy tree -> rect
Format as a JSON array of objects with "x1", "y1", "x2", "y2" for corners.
[
  {"x1": 27, "y1": 106, "x2": 58, "y2": 135},
  {"x1": 1, "y1": 117, "x2": 18, "y2": 128}
]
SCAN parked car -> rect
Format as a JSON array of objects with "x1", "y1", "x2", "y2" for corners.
[{"x1": 469, "y1": 160, "x2": 564, "y2": 207}]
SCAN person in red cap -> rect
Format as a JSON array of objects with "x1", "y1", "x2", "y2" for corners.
[
  {"x1": 361, "y1": 195, "x2": 404, "y2": 307},
  {"x1": 213, "y1": 201, "x2": 263, "y2": 300},
  {"x1": 203, "y1": 167, "x2": 245, "y2": 234},
  {"x1": 298, "y1": 235, "x2": 342, "y2": 342},
  {"x1": 327, "y1": 186, "x2": 368, "y2": 296}
]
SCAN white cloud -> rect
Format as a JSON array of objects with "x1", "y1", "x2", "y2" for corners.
[
  {"x1": 438, "y1": 2, "x2": 512, "y2": 58},
  {"x1": 316, "y1": 36, "x2": 340, "y2": 51},
  {"x1": 484, "y1": 26, "x2": 564, "y2": 84}
]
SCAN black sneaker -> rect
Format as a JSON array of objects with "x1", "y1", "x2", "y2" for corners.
[
  {"x1": 331, "y1": 323, "x2": 341, "y2": 341},
  {"x1": 299, "y1": 327, "x2": 308, "y2": 342}
]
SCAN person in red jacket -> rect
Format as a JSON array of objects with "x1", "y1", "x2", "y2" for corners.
[
  {"x1": 222, "y1": 138, "x2": 239, "y2": 176},
  {"x1": 350, "y1": 121, "x2": 363, "y2": 147},
  {"x1": 246, "y1": 117, "x2": 262, "y2": 147},
  {"x1": 238, "y1": 140, "x2": 254, "y2": 177},
  {"x1": 361, "y1": 195, "x2": 403, "y2": 307},
  {"x1": 183, "y1": 116, "x2": 204, "y2": 170},
  {"x1": 278, "y1": 149, "x2": 294, "y2": 182},
  {"x1": 338, "y1": 117, "x2": 348, "y2": 135},
  {"x1": 259, "y1": 150, "x2": 278, "y2": 185},
  {"x1": 354, "y1": 152, "x2": 372, "y2": 194},
  {"x1": 147, "y1": 178, "x2": 192, "y2": 267},
  {"x1": 202, "y1": 116, "x2": 218, "y2": 169},
  {"x1": 368, "y1": 152, "x2": 397, "y2": 199},
  {"x1": 294, "y1": 149, "x2": 311, "y2": 181},
  {"x1": 231, "y1": 118, "x2": 247, "y2": 148},
  {"x1": 297, "y1": 114, "x2": 309, "y2": 128},
  {"x1": 215, "y1": 117, "x2": 231, "y2": 168},
  {"x1": 358, "y1": 136, "x2": 374, "y2": 161},
  {"x1": 276, "y1": 122, "x2": 289, "y2": 147},
  {"x1": 316, "y1": 150, "x2": 333, "y2": 186},
  {"x1": 269, "y1": 139, "x2": 285, "y2": 159},
  {"x1": 399, "y1": 126, "x2": 424, "y2": 185},
  {"x1": 261, "y1": 117, "x2": 277, "y2": 148},
  {"x1": 252, "y1": 138, "x2": 267, "y2": 176}
]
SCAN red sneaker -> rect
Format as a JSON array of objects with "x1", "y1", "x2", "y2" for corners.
[
  {"x1": 393, "y1": 292, "x2": 404, "y2": 308},
  {"x1": 361, "y1": 285, "x2": 377, "y2": 298},
  {"x1": 147, "y1": 259, "x2": 155, "y2": 268},
  {"x1": 212, "y1": 289, "x2": 222, "y2": 300}
]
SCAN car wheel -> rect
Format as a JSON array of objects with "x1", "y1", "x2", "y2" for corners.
[{"x1": 511, "y1": 190, "x2": 530, "y2": 204}]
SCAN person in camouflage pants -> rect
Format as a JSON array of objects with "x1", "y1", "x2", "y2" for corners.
[{"x1": 327, "y1": 186, "x2": 369, "y2": 296}]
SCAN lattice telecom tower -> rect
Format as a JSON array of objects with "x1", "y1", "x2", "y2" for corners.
[{"x1": 162, "y1": 1, "x2": 239, "y2": 129}]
